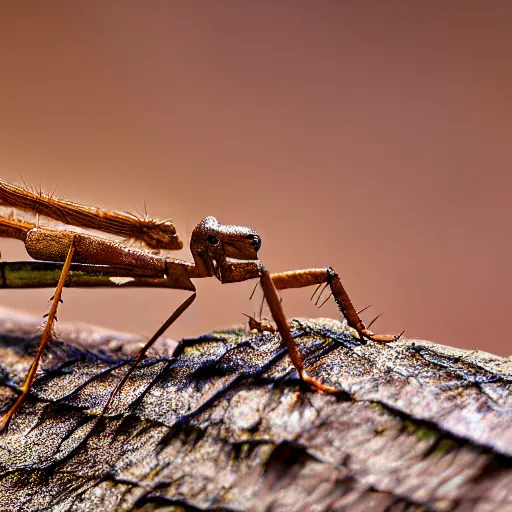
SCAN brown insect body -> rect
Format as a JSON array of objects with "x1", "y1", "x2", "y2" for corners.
[{"x1": 0, "y1": 179, "x2": 401, "y2": 430}]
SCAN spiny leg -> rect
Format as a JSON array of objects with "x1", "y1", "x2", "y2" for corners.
[
  {"x1": 0, "y1": 237, "x2": 76, "y2": 431},
  {"x1": 102, "y1": 292, "x2": 196, "y2": 414},
  {"x1": 270, "y1": 267, "x2": 403, "y2": 343},
  {"x1": 259, "y1": 267, "x2": 338, "y2": 393}
]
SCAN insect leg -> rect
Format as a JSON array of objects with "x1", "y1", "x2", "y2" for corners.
[
  {"x1": 270, "y1": 268, "x2": 400, "y2": 343},
  {"x1": 0, "y1": 237, "x2": 76, "y2": 431},
  {"x1": 259, "y1": 267, "x2": 338, "y2": 393},
  {"x1": 102, "y1": 292, "x2": 196, "y2": 414}
]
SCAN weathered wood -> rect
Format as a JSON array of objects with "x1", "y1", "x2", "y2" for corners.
[{"x1": 0, "y1": 308, "x2": 511, "y2": 511}]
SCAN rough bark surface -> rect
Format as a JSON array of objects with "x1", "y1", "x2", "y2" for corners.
[{"x1": 0, "y1": 308, "x2": 511, "y2": 511}]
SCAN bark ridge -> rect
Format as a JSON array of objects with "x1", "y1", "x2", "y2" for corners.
[{"x1": 0, "y1": 311, "x2": 511, "y2": 511}]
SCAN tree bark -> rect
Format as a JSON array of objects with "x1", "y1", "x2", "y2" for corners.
[{"x1": 0, "y1": 307, "x2": 511, "y2": 511}]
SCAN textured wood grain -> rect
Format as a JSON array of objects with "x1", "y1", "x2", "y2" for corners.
[{"x1": 0, "y1": 308, "x2": 511, "y2": 511}]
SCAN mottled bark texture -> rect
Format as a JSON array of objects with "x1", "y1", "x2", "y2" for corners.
[{"x1": 0, "y1": 308, "x2": 511, "y2": 511}]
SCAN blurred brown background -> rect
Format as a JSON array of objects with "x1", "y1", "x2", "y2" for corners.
[{"x1": 0, "y1": 2, "x2": 510, "y2": 354}]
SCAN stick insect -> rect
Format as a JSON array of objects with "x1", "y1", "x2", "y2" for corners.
[{"x1": 0, "y1": 178, "x2": 401, "y2": 430}]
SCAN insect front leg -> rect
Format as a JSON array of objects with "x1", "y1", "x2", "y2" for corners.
[
  {"x1": 0, "y1": 236, "x2": 77, "y2": 431},
  {"x1": 270, "y1": 267, "x2": 400, "y2": 343},
  {"x1": 259, "y1": 267, "x2": 339, "y2": 392},
  {"x1": 213, "y1": 260, "x2": 342, "y2": 392}
]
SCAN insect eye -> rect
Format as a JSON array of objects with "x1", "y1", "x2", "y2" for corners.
[
  {"x1": 207, "y1": 234, "x2": 219, "y2": 245},
  {"x1": 246, "y1": 234, "x2": 255, "y2": 240}
]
